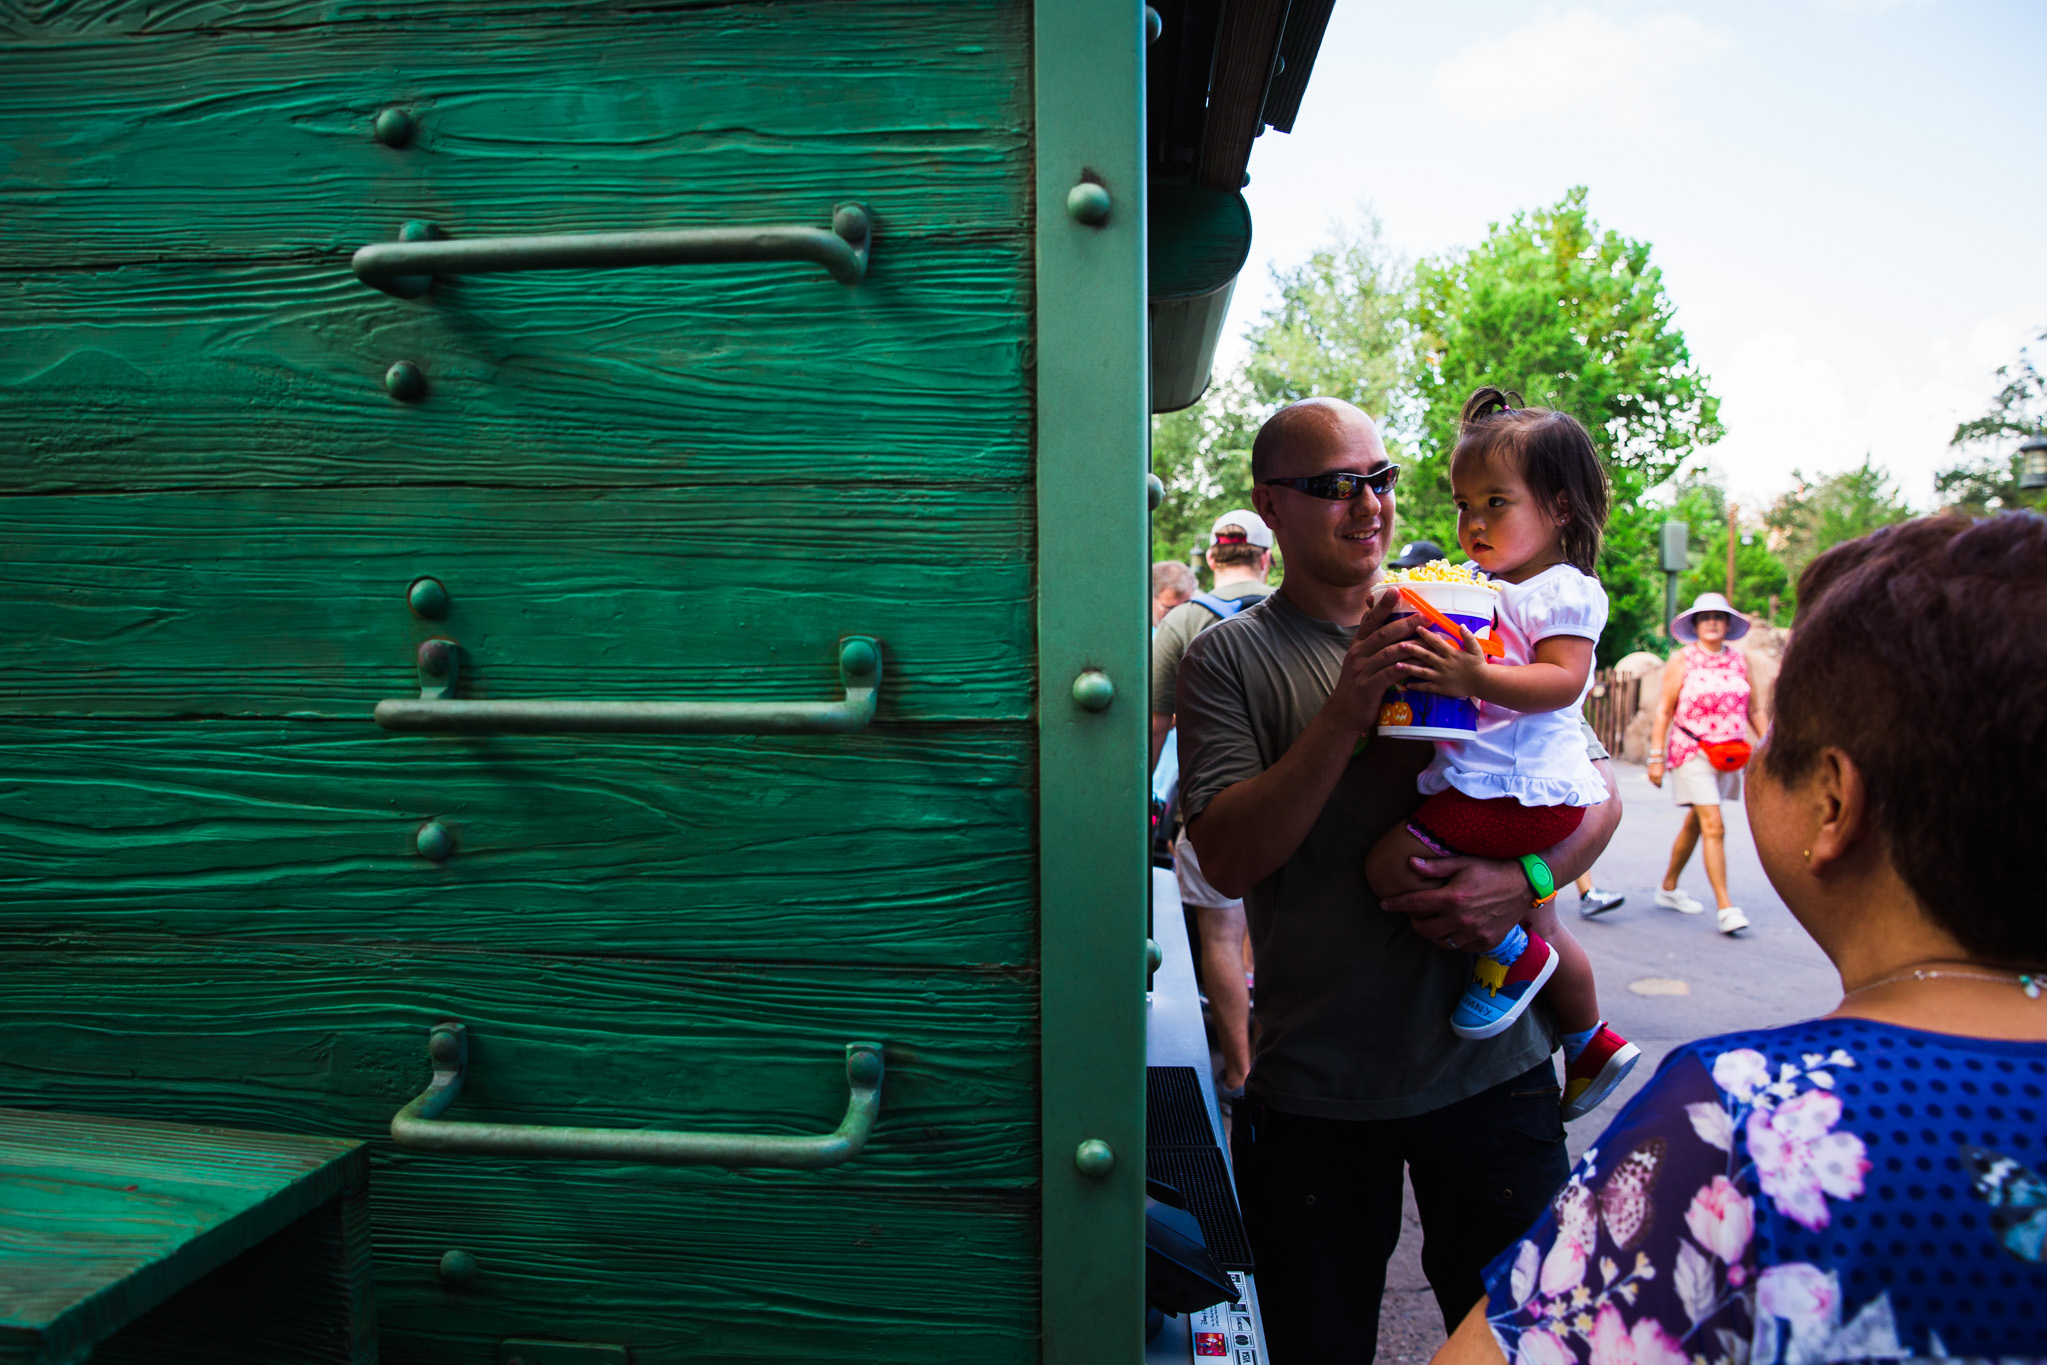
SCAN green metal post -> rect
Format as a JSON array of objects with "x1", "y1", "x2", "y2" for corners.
[
  {"x1": 1035, "y1": 0, "x2": 1150, "y2": 1357},
  {"x1": 1660, "y1": 520, "x2": 1689, "y2": 640}
]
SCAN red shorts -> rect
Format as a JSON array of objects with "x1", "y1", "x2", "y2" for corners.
[{"x1": 1407, "y1": 789, "x2": 1585, "y2": 860}]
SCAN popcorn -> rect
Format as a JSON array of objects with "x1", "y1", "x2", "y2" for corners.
[{"x1": 1386, "y1": 559, "x2": 1497, "y2": 589}]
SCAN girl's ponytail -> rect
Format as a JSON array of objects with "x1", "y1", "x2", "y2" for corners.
[{"x1": 1458, "y1": 387, "x2": 1525, "y2": 429}]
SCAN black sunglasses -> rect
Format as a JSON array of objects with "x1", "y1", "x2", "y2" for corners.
[{"x1": 1260, "y1": 464, "x2": 1401, "y2": 500}]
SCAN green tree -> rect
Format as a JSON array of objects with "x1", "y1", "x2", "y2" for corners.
[
  {"x1": 1764, "y1": 458, "x2": 1912, "y2": 599},
  {"x1": 1150, "y1": 379, "x2": 1260, "y2": 574},
  {"x1": 1150, "y1": 214, "x2": 1416, "y2": 575},
  {"x1": 1664, "y1": 475, "x2": 1792, "y2": 626},
  {"x1": 1239, "y1": 214, "x2": 1418, "y2": 423},
  {"x1": 1936, "y1": 330, "x2": 2045, "y2": 515},
  {"x1": 1412, "y1": 188, "x2": 1723, "y2": 662}
]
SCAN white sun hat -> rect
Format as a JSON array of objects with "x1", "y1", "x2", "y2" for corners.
[
  {"x1": 1671, "y1": 591, "x2": 1751, "y2": 643},
  {"x1": 1209, "y1": 509, "x2": 1273, "y2": 549}
]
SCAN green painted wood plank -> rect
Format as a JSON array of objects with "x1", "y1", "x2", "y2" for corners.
[
  {"x1": 0, "y1": 4, "x2": 1028, "y2": 265},
  {"x1": 361, "y1": 1181, "x2": 1034, "y2": 1363},
  {"x1": 2, "y1": 5, "x2": 1053, "y2": 1358},
  {"x1": 0, "y1": 486, "x2": 1032, "y2": 720},
  {"x1": 3, "y1": 938, "x2": 1040, "y2": 1352},
  {"x1": 0, "y1": 253, "x2": 1029, "y2": 492},
  {"x1": 1032, "y1": 0, "x2": 1150, "y2": 1356},
  {"x1": 0, "y1": 719, "x2": 1033, "y2": 965},
  {"x1": 0, "y1": 1108, "x2": 365, "y2": 1365},
  {"x1": 0, "y1": 1115, "x2": 1036, "y2": 1363},
  {"x1": 90, "y1": 1190, "x2": 377, "y2": 1365},
  {"x1": 0, "y1": 937, "x2": 1038, "y2": 1186},
  {"x1": 0, "y1": 0, "x2": 966, "y2": 35}
]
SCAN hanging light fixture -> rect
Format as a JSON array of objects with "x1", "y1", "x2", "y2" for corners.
[{"x1": 2020, "y1": 433, "x2": 2047, "y2": 490}]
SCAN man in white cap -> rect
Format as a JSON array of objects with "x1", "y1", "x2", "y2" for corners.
[{"x1": 1151, "y1": 508, "x2": 1276, "y2": 1099}]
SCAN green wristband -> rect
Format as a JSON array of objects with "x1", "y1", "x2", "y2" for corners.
[{"x1": 1518, "y1": 853, "x2": 1556, "y2": 903}]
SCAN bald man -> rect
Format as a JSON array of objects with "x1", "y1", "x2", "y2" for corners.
[
  {"x1": 1152, "y1": 560, "x2": 1198, "y2": 625},
  {"x1": 1174, "y1": 398, "x2": 1622, "y2": 1361}
]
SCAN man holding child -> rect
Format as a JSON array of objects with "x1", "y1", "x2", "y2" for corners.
[{"x1": 1175, "y1": 396, "x2": 1622, "y2": 1361}]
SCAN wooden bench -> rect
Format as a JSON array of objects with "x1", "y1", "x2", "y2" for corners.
[{"x1": 0, "y1": 1109, "x2": 375, "y2": 1365}]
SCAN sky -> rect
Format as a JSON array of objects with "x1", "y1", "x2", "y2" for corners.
[{"x1": 1225, "y1": 0, "x2": 2047, "y2": 511}]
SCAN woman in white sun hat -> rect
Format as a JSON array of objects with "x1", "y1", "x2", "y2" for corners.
[{"x1": 1648, "y1": 592, "x2": 1767, "y2": 934}]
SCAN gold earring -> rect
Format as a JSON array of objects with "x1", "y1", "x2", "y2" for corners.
[{"x1": 1802, "y1": 849, "x2": 1811, "y2": 861}]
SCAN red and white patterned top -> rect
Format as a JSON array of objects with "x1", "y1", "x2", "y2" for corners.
[{"x1": 1668, "y1": 644, "x2": 1750, "y2": 769}]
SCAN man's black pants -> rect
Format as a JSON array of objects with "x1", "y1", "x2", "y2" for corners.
[{"x1": 1230, "y1": 1061, "x2": 1569, "y2": 1363}]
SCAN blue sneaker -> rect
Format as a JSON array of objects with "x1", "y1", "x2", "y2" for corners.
[{"x1": 1451, "y1": 931, "x2": 1559, "y2": 1040}]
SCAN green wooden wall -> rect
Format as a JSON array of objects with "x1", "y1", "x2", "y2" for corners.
[{"x1": 0, "y1": 0, "x2": 1153, "y2": 1357}]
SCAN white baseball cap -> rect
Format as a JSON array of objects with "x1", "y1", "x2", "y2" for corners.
[{"x1": 1209, "y1": 509, "x2": 1273, "y2": 550}]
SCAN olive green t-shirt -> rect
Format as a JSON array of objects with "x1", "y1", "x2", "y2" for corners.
[
  {"x1": 1150, "y1": 580, "x2": 1276, "y2": 717},
  {"x1": 1175, "y1": 588, "x2": 1558, "y2": 1121}
]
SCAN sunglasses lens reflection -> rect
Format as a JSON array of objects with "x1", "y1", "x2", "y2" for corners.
[
  {"x1": 1323, "y1": 469, "x2": 1396, "y2": 499},
  {"x1": 1267, "y1": 464, "x2": 1399, "y2": 499}
]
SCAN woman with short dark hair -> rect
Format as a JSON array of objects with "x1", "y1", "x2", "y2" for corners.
[{"x1": 1432, "y1": 513, "x2": 2047, "y2": 1365}]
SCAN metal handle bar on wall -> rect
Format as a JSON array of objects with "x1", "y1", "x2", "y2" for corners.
[
  {"x1": 373, "y1": 637, "x2": 882, "y2": 736},
  {"x1": 390, "y1": 1023, "x2": 886, "y2": 1170},
  {"x1": 353, "y1": 204, "x2": 873, "y2": 297}
]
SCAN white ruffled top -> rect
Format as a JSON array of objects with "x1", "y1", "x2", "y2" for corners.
[{"x1": 1415, "y1": 563, "x2": 1610, "y2": 808}]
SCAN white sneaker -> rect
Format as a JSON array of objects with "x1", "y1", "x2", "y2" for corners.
[
  {"x1": 1578, "y1": 889, "x2": 1626, "y2": 918},
  {"x1": 1718, "y1": 906, "x2": 1751, "y2": 935},
  {"x1": 1655, "y1": 887, "x2": 1705, "y2": 914}
]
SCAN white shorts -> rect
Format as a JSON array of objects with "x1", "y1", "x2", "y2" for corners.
[
  {"x1": 1174, "y1": 830, "x2": 1243, "y2": 912},
  {"x1": 1670, "y1": 753, "x2": 1742, "y2": 806}
]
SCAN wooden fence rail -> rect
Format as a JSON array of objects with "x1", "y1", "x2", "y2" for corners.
[{"x1": 1583, "y1": 668, "x2": 1640, "y2": 760}]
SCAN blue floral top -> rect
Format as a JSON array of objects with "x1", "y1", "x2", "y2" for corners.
[{"x1": 1481, "y1": 1017, "x2": 2047, "y2": 1364}]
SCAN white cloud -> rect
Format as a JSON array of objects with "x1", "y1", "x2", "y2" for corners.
[
  {"x1": 1703, "y1": 329, "x2": 1860, "y2": 506},
  {"x1": 1429, "y1": 9, "x2": 1731, "y2": 131},
  {"x1": 1698, "y1": 314, "x2": 2036, "y2": 511}
]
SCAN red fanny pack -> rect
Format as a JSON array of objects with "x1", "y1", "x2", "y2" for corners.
[{"x1": 1677, "y1": 723, "x2": 1751, "y2": 772}]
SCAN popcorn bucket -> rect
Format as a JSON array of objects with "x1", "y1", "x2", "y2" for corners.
[{"x1": 1377, "y1": 580, "x2": 1499, "y2": 740}]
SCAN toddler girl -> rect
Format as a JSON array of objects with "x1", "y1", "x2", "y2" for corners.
[{"x1": 1363, "y1": 388, "x2": 1639, "y2": 1120}]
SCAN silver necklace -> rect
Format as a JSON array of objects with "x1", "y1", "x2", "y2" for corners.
[{"x1": 1844, "y1": 963, "x2": 2045, "y2": 1001}]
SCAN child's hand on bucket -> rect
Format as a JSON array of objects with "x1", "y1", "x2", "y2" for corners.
[{"x1": 1396, "y1": 622, "x2": 1489, "y2": 698}]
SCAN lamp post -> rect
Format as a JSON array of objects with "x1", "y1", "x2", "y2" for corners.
[
  {"x1": 1725, "y1": 503, "x2": 1739, "y2": 602},
  {"x1": 1660, "y1": 521, "x2": 1688, "y2": 640},
  {"x1": 2019, "y1": 433, "x2": 2047, "y2": 491}
]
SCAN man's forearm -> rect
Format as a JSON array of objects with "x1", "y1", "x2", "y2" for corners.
[
  {"x1": 1541, "y1": 760, "x2": 1622, "y2": 885},
  {"x1": 1379, "y1": 760, "x2": 1623, "y2": 946},
  {"x1": 1150, "y1": 712, "x2": 1174, "y2": 774},
  {"x1": 1181, "y1": 591, "x2": 1420, "y2": 901},
  {"x1": 1186, "y1": 708, "x2": 1361, "y2": 899}
]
